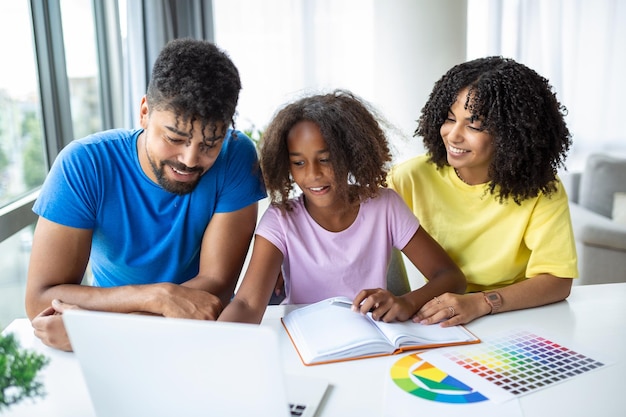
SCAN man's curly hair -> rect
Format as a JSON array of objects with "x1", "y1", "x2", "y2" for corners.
[
  {"x1": 417, "y1": 56, "x2": 572, "y2": 204},
  {"x1": 146, "y1": 38, "x2": 241, "y2": 144},
  {"x1": 260, "y1": 90, "x2": 392, "y2": 211}
]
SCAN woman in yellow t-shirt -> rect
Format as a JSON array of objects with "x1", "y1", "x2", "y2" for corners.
[{"x1": 388, "y1": 56, "x2": 577, "y2": 327}]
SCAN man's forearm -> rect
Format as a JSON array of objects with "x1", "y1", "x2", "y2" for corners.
[{"x1": 26, "y1": 283, "x2": 162, "y2": 320}]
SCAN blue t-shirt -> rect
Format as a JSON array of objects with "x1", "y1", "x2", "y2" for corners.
[{"x1": 33, "y1": 128, "x2": 266, "y2": 287}]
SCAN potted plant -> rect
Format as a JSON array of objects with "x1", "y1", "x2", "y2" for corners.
[{"x1": 0, "y1": 333, "x2": 49, "y2": 412}]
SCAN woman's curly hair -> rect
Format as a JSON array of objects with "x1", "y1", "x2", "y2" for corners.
[
  {"x1": 260, "y1": 90, "x2": 392, "y2": 211},
  {"x1": 146, "y1": 38, "x2": 241, "y2": 144},
  {"x1": 417, "y1": 56, "x2": 572, "y2": 204}
]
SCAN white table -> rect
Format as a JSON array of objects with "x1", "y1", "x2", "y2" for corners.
[{"x1": 3, "y1": 283, "x2": 626, "y2": 416}]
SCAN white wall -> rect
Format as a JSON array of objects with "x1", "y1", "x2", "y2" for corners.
[
  {"x1": 370, "y1": 0, "x2": 467, "y2": 289},
  {"x1": 373, "y1": 0, "x2": 467, "y2": 164}
]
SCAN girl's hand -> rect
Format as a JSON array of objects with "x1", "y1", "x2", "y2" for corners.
[
  {"x1": 352, "y1": 288, "x2": 416, "y2": 322},
  {"x1": 413, "y1": 292, "x2": 490, "y2": 327}
]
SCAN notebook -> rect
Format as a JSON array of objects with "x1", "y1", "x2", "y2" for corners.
[{"x1": 63, "y1": 309, "x2": 329, "y2": 417}]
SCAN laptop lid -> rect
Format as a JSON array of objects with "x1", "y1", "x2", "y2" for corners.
[{"x1": 63, "y1": 309, "x2": 326, "y2": 417}]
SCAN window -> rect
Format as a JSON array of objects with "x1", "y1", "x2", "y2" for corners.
[
  {"x1": 0, "y1": 0, "x2": 113, "y2": 329},
  {"x1": 0, "y1": 224, "x2": 33, "y2": 328},
  {"x1": 60, "y1": 0, "x2": 103, "y2": 138},
  {"x1": 0, "y1": 1, "x2": 46, "y2": 208}
]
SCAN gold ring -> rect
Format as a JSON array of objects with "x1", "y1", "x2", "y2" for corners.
[
  {"x1": 448, "y1": 306, "x2": 455, "y2": 318},
  {"x1": 433, "y1": 296, "x2": 441, "y2": 304}
]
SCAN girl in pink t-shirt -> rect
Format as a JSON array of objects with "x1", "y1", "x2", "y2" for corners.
[{"x1": 219, "y1": 90, "x2": 465, "y2": 324}]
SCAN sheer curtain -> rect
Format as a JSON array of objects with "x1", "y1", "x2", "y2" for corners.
[
  {"x1": 211, "y1": 0, "x2": 378, "y2": 139},
  {"x1": 467, "y1": 0, "x2": 626, "y2": 171},
  {"x1": 121, "y1": 0, "x2": 215, "y2": 128}
]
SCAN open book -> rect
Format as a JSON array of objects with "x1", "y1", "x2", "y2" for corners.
[{"x1": 281, "y1": 296, "x2": 480, "y2": 366}]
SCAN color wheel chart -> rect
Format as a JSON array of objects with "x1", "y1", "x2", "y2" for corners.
[
  {"x1": 390, "y1": 352, "x2": 489, "y2": 404},
  {"x1": 391, "y1": 329, "x2": 609, "y2": 405}
]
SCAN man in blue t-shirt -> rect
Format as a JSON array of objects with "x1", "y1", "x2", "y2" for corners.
[{"x1": 26, "y1": 39, "x2": 266, "y2": 351}]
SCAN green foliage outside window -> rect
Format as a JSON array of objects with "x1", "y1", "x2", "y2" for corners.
[
  {"x1": 20, "y1": 111, "x2": 46, "y2": 189},
  {"x1": 0, "y1": 146, "x2": 8, "y2": 174}
]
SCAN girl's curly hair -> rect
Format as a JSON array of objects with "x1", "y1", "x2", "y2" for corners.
[
  {"x1": 146, "y1": 38, "x2": 241, "y2": 144},
  {"x1": 260, "y1": 90, "x2": 392, "y2": 211},
  {"x1": 417, "y1": 56, "x2": 572, "y2": 204}
]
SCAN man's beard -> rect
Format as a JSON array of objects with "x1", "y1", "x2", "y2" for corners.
[{"x1": 148, "y1": 156, "x2": 203, "y2": 195}]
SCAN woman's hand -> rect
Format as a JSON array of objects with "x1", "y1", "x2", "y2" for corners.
[{"x1": 413, "y1": 292, "x2": 490, "y2": 327}]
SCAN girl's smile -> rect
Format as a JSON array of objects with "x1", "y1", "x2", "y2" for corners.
[{"x1": 287, "y1": 120, "x2": 336, "y2": 205}]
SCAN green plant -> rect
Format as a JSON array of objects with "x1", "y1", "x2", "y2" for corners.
[
  {"x1": 0, "y1": 333, "x2": 49, "y2": 412},
  {"x1": 242, "y1": 126, "x2": 264, "y2": 149}
]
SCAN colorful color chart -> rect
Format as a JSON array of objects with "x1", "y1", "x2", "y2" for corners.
[
  {"x1": 390, "y1": 330, "x2": 608, "y2": 405},
  {"x1": 390, "y1": 353, "x2": 488, "y2": 403},
  {"x1": 440, "y1": 330, "x2": 606, "y2": 397}
]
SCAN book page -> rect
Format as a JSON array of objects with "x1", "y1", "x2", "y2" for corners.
[
  {"x1": 373, "y1": 319, "x2": 478, "y2": 348},
  {"x1": 282, "y1": 297, "x2": 396, "y2": 363}
]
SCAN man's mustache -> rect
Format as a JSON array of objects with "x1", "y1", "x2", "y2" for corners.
[{"x1": 164, "y1": 161, "x2": 203, "y2": 174}]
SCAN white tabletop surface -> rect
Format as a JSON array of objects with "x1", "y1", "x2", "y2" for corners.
[{"x1": 3, "y1": 282, "x2": 626, "y2": 416}]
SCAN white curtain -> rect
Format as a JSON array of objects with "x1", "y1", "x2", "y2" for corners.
[
  {"x1": 211, "y1": 0, "x2": 378, "y2": 136},
  {"x1": 122, "y1": 0, "x2": 215, "y2": 128},
  {"x1": 467, "y1": 0, "x2": 626, "y2": 171}
]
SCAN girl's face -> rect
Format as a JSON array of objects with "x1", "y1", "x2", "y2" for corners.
[
  {"x1": 287, "y1": 120, "x2": 340, "y2": 212},
  {"x1": 440, "y1": 88, "x2": 495, "y2": 184}
]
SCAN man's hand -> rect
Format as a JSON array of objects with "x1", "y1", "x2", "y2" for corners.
[
  {"x1": 31, "y1": 299, "x2": 80, "y2": 352},
  {"x1": 150, "y1": 283, "x2": 224, "y2": 320}
]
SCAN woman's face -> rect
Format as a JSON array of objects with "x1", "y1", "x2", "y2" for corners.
[{"x1": 440, "y1": 88, "x2": 495, "y2": 184}]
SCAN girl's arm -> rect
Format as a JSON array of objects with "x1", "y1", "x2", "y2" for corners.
[
  {"x1": 352, "y1": 227, "x2": 466, "y2": 322},
  {"x1": 218, "y1": 235, "x2": 284, "y2": 324}
]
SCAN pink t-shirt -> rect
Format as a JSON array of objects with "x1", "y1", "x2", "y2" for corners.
[{"x1": 256, "y1": 188, "x2": 420, "y2": 304}]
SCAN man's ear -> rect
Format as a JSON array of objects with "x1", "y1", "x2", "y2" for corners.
[{"x1": 139, "y1": 96, "x2": 150, "y2": 128}]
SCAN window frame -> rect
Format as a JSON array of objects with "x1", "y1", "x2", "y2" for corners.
[{"x1": 0, "y1": 0, "x2": 122, "y2": 244}]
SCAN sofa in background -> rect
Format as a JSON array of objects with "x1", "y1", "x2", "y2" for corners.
[{"x1": 562, "y1": 154, "x2": 626, "y2": 285}]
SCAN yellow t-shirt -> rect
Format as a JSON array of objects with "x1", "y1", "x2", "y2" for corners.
[{"x1": 388, "y1": 155, "x2": 578, "y2": 292}]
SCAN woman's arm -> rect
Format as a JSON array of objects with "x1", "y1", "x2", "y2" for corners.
[{"x1": 415, "y1": 274, "x2": 573, "y2": 327}]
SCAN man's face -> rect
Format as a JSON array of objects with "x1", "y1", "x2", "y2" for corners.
[{"x1": 137, "y1": 98, "x2": 226, "y2": 195}]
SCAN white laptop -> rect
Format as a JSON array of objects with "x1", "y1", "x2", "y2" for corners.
[{"x1": 63, "y1": 309, "x2": 329, "y2": 417}]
